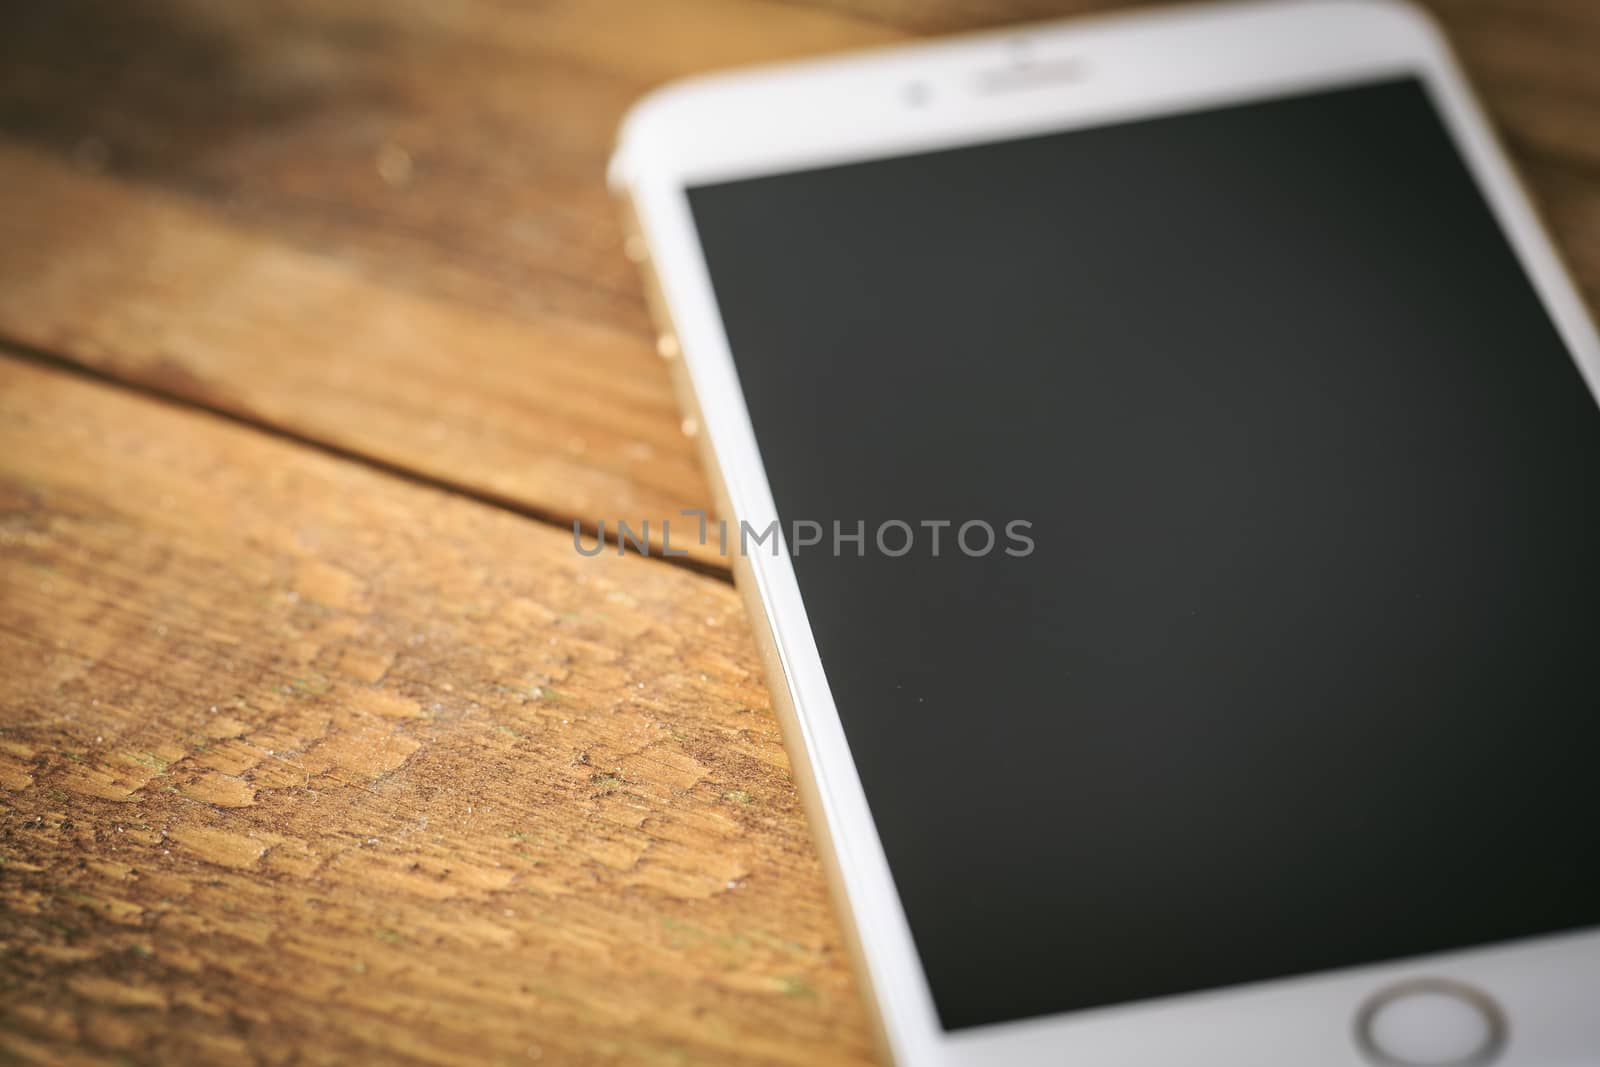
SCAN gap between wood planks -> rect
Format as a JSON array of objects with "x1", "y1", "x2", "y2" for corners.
[{"x1": 0, "y1": 334, "x2": 734, "y2": 584}]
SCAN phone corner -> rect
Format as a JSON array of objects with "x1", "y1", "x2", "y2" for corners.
[{"x1": 607, "y1": 72, "x2": 737, "y2": 192}]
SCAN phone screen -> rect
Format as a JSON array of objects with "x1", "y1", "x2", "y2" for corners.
[{"x1": 686, "y1": 77, "x2": 1600, "y2": 1031}]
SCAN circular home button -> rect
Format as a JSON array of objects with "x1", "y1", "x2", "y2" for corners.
[{"x1": 1355, "y1": 979, "x2": 1507, "y2": 1067}]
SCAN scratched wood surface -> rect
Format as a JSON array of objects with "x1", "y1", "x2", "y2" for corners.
[
  {"x1": 0, "y1": 357, "x2": 867, "y2": 1067},
  {"x1": 2, "y1": 1, "x2": 1599, "y2": 1064}
]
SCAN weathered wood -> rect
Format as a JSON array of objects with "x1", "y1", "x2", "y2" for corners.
[
  {"x1": 0, "y1": 142, "x2": 724, "y2": 567},
  {"x1": 0, "y1": 0, "x2": 908, "y2": 568},
  {"x1": 0, "y1": 357, "x2": 874, "y2": 1066},
  {"x1": 0, "y1": 1, "x2": 1590, "y2": 562}
]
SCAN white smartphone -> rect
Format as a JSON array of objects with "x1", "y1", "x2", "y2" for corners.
[{"x1": 609, "y1": 2, "x2": 1600, "y2": 1064}]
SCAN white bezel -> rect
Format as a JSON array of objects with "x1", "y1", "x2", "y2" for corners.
[{"x1": 609, "y1": 2, "x2": 1600, "y2": 1064}]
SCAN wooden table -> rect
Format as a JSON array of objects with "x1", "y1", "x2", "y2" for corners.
[{"x1": 1, "y1": 1, "x2": 1596, "y2": 1063}]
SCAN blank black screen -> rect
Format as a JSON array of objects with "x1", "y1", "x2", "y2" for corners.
[{"x1": 688, "y1": 78, "x2": 1600, "y2": 1031}]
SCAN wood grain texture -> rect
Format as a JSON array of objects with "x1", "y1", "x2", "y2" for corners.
[
  {"x1": 3, "y1": 1, "x2": 1591, "y2": 563},
  {"x1": 0, "y1": 356, "x2": 875, "y2": 1066},
  {"x1": 0, "y1": 0, "x2": 908, "y2": 566},
  {"x1": 0, "y1": 140, "x2": 728, "y2": 567}
]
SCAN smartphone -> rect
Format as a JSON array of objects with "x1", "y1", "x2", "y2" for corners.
[{"x1": 608, "y1": 2, "x2": 1600, "y2": 1063}]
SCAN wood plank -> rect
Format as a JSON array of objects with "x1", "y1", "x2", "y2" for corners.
[
  {"x1": 0, "y1": 0, "x2": 905, "y2": 325},
  {"x1": 0, "y1": 142, "x2": 724, "y2": 568},
  {"x1": 0, "y1": 355, "x2": 874, "y2": 1067},
  {"x1": 0, "y1": 0, "x2": 907, "y2": 571},
  {"x1": 1, "y1": 0, "x2": 1598, "y2": 554}
]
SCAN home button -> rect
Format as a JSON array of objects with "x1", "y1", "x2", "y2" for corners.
[{"x1": 1355, "y1": 979, "x2": 1507, "y2": 1066}]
